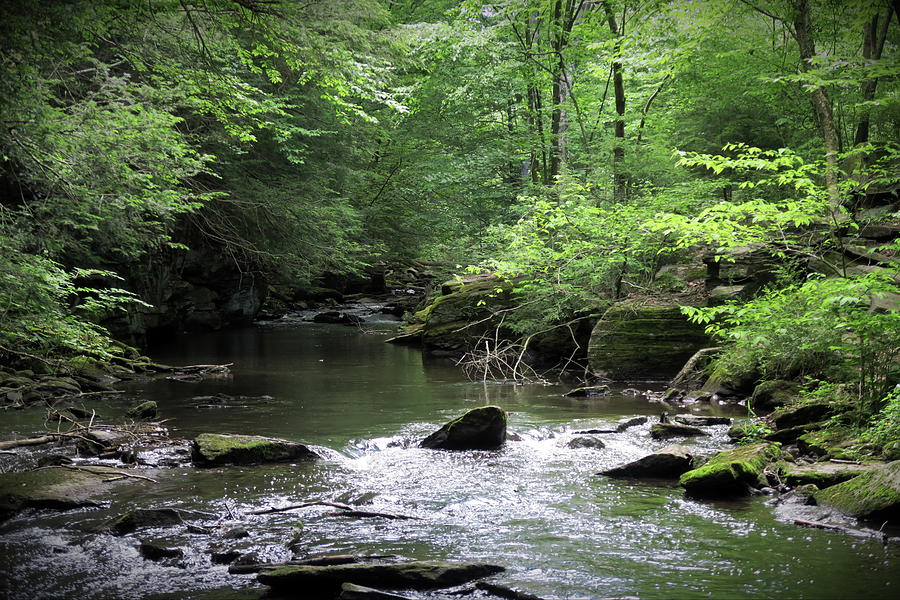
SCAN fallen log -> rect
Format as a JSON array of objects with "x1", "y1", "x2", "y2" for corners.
[
  {"x1": 249, "y1": 500, "x2": 420, "y2": 520},
  {"x1": 0, "y1": 435, "x2": 57, "y2": 450},
  {"x1": 324, "y1": 509, "x2": 421, "y2": 521}
]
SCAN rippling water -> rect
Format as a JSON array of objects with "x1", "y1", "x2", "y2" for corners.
[{"x1": 1, "y1": 309, "x2": 898, "y2": 599}]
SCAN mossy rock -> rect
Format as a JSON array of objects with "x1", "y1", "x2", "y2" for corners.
[
  {"x1": 650, "y1": 422, "x2": 706, "y2": 440},
  {"x1": 814, "y1": 461, "x2": 900, "y2": 522},
  {"x1": 679, "y1": 443, "x2": 782, "y2": 497},
  {"x1": 191, "y1": 433, "x2": 320, "y2": 467},
  {"x1": 126, "y1": 400, "x2": 158, "y2": 419},
  {"x1": 770, "y1": 401, "x2": 836, "y2": 430},
  {"x1": 749, "y1": 380, "x2": 801, "y2": 412},
  {"x1": 588, "y1": 303, "x2": 710, "y2": 380},
  {"x1": 0, "y1": 466, "x2": 124, "y2": 520},
  {"x1": 257, "y1": 560, "x2": 505, "y2": 594},
  {"x1": 420, "y1": 406, "x2": 507, "y2": 450},
  {"x1": 66, "y1": 356, "x2": 111, "y2": 380},
  {"x1": 778, "y1": 461, "x2": 876, "y2": 489}
]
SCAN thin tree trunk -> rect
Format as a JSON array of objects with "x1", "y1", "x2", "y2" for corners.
[
  {"x1": 603, "y1": 1, "x2": 626, "y2": 201},
  {"x1": 792, "y1": 0, "x2": 840, "y2": 207},
  {"x1": 853, "y1": 6, "x2": 892, "y2": 147}
]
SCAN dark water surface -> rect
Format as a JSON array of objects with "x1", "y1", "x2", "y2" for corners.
[{"x1": 1, "y1": 311, "x2": 898, "y2": 599}]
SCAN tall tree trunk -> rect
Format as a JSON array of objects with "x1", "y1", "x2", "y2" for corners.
[
  {"x1": 548, "y1": 0, "x2": 569, "y2": 182},
  {"x1": 853, "y1": 6, "x2": 892, "y2": 147},
  {"x1": 791, "y1": 0, "x2": 840, "y2": 207},
  {"x1": 603, "y1": 1, "x2": 626, "y2": 202}
]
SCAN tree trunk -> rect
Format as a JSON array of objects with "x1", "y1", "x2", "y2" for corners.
[
  {"x1": 792, "y1": 0, "x2": 840, "y2": 207},
  {"x1": 603, "y1": 1, "x2": 626, "y2": 202},
  {"x1": 852, "y1": 6, "x2": 892, "y2": 147}
]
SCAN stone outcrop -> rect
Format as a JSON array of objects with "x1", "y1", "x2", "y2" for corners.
[
  {"x1": 257, "y1": 560, "x2": 505, "y2": 595},
  {"x1": 600, "y1": 445, "x2": 695, "y2": 479},
  {"x1": 679, "y1": 443, "x2": 782, "y2": 497},
  {"x1": 191, "y1": 433, "x2": 320, "y2": 466},
  {"x1": 588, "y1": 303, "x2": 710, "y2": 380},
  {"x1": 420, "y1": 406, "x2": 507, "y2": 451},
  {"x1": 814, "y1": 461, "x2": 900, "y2": 521}
]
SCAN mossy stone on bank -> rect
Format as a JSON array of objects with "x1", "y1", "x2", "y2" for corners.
[
  {"x1": 191, "y1": 433, "x2": 320, "y2": 466},
  {"x1": 679, "y1": 443, "x2": 782, "y2": 497},
  {"x1": 815, "y1": 461, "x2": 900, "y2": 522},
  {"x1": 588, "y1": 303, "x2": 709, "y2": 380}
]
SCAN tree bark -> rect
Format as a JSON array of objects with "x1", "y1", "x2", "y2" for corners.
[
  {"x1": 852, "y1": 6, "x2": 893, "y2": 147},
  {"x1": 603, "y1": 1, "x2": 626, "y2": 201},
  {"x1": 791, "y1": 0, "x2": 840, "y2": 207}
]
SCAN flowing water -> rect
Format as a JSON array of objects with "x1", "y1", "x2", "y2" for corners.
[{"x1": 1, "y1": 308, "x2": 898, "y2": 599}]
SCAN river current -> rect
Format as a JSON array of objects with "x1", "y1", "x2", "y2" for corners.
[{"x1": 0, "y1": 308, "x2": 897, "y2": 599}]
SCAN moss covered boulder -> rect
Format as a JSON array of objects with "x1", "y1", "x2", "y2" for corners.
[
  {"x1": 0, "y1": 466, "x2": 126, "y2": 520},
  {"x1": 126, "y1": 400, "x2": 158, "y2": 420},
  {"x1": 420, "y1": 406, "x2": 507, "y2": 450},
  {"x1": 191, "y1": 433, "x2": 320, "y2": 467},
  {"x1": 679, "y1": 443, "x2": 782, "y2": 497},
  {"x1": 814, "y1": 461, "x2": 900, "y2": 522},
  {"x1": 257, "y1": 560, "x2": 504, "y2": 594},
  {"x1": 749, "y1": 380, "x2": 800, "y2": 412},
  {"x1": 779, "y1": 461, "x2": 875, "y2": 489},
  {"x1": 588, "y1": 303, "x2": 710, "y2": 380},
  {"x1": 771, "y1": 401, "x2": 836, "y2": 430}
]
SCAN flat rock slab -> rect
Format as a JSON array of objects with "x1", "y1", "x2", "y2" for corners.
[
  {"x1": 600, "y1": 445, "x2": 694, "y2": 479},
  {"x1": 781, "y1": 462, "x2": 876, "y2": 488},
  {"x1": 191, "y1": 433, "x2": 320, "y2": 466},
  {"x1": 420, "y1": 406, "x2": 507, "y2": 450},
  {"x1": 650, "y1": 423, "x2": 706, "y2": 440},
  {"x1": 815, "y1": 460, "x2": 900, "y2": 521},
  {"x1": 673, "y1": 414, "x2": 731, "y2": 426},
  {"x1": 0, "y1": 466, "x2": 125, "y2": 520},
  {"x1": 258, "y1": 561, "x2": 505, "y2": 594}
]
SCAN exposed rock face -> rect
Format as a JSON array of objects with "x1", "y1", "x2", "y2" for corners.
[
  {"x1": 600, "y1": 445, "x2": 695, "y2": 479},
  {"x1": 191, "y1": 433, "x2": 320, "y2": 466},
  {"x1": 257, "y1": 561, "x2": 505, "y2": 594},
  {"x1": 588, "y1": 303, "x2": 710, "y2": 380},
  {"x1": 771, "y1": 401, "x2": 836, "y2": 430},
  {"x1": 679, "y1": 443, "x2": 782, "y2": 497},
  {"x1": 814, "y1": 461, "x2": 900, "y2": 521},
  {"x1": 750, "y1": 380, "x2": 801, "y2": 412},
  {"x1": 420, "y1": 407, "x2": 507, "y2": 451},
  {"x1": 649, "y1": 423, "x2": 706, "y2": 440}
]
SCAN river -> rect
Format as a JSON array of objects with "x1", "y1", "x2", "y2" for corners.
[{"x1": 0, "y1": 308, "x2": 898, "y2": 599}]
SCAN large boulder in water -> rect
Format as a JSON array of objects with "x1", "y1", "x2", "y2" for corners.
[
  {"x1": 257, "y1": 560, "x2": 504, "y2": 595},
  {"x1": 679, "y1": 443, "x2": 782, "y2": 497},
  {"x1": 650, "y1": 422, "x2": 706, "y2": 440},
  {"x1": 587, "y1": 302, "x2": 710, "y2": 380},
  {"x1": 0, "y1": 466, "x2": 123, "y2": 520},
  {"x1": 600, "y1": 445, "x2": 695, "y2": 479},
  {"x1": 191, "y1": 433, "x2": 320, "y2": 466},
  {"x1": 420, "y1": 406, "x2": 507, "y2": 450},
  {"x1": 814, "y1": 460, "x2": 900, "y2": 522}
]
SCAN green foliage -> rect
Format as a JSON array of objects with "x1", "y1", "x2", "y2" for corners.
[{"x1": 861, "y1": 387, "x2": 900, "y2": 447}]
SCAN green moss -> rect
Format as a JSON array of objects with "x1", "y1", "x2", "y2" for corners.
[
  {"x1": 192, "y1": 433, "x2": 318, "y2": 466},
  {"x1": 815, "y1": 461, "x2": 900, "y2": 520},
  {"x1": 679, "y1": 443, "x2": 782, "y2": 497}
]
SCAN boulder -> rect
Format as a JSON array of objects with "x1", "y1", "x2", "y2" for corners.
[
  {"x1": 771, "y1": 401, "x2": 836, "y2": 430},
  {"x1": 779, "y1": 461, "x2": 875, "y2": 489},
  {"x1": 588, "y1": 303, "x2": 710, "y2": 380},
  {"x1": 566, "y1": 436, "x2": 606, "y2": 450},
  {"x1": 107, "y1": 508, "x2": 185, "y2": 535},
  {"x1": 419, "y1": 406, "x2": 507, "y2": 451},
  {"x1": 76, "y1": 430, "x2": 132, "y2": 456},
  {"x1": 191, "y1": 433, "x2": 320, "y2": 466},
  {"x1": 669, "y1": 346, "x2": 722, "y2": 390},
  {"x1": 764, "y1": 424, "x2": 817, "y2": 444},
  {"x1": 679, "y1": 443, "x2": 782, "y2": 497},
  {"x1": 673, "y1": 414, "x2": 731, "y2": 426},
  {"x1": 749, "y1": 380, "x2": 800, "y2": 412},
  {"x1": 0, "y1": 466, "x2": 122, "y2": 520},
  {"x1": 139, "y1": 542, "x2": 184, "y2": 561},
  {"x1": 815, "y1": 461, "x2": 900, "y2": 521},
  {"x1": 126, "y1": 400, "x2": 158, "y2": 420},
  {"x1": 615, "y1": 416, "x2": 648, "y2": 432},
  {"x1": 257, "y1": 561, "x2": 504, "y2": 594},
  {"x1": 600, "y1": 445, "x2": 695, "y2": 479},
  {"x1": 650, "y1": 423, "x2": 706, "y2": 440}
]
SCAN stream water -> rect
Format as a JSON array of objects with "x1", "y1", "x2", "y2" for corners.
[{"x1": 0, "y1": 307, "x2": 898, "y2": 599}]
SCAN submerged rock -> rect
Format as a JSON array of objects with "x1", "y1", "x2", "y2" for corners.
[
  {"x1": 615, "y1": 416, "x2": 648, "y2": 432},
  {"x1": 815, "y1": 461, "x2": 900, "y2": 521},
  {"x1": 0, "y1": 466, "x2": 119, "y2": 520},
  {"x1": 107, "y1": 508, "x2": 185, "y2": 535},
  {"x1": 419, "y1": 406, "x2": 507, "y2": 451},
  {"x1": 680, "y1": 443, "x2": 782, "y2": 497},
  {"x1": 191, "y1": 433, "x2": 320, "y2": 466},
  {"x1": 566, "y1": 436, "x2": 606, "y2": 450},
  {"x1": 649, "y1": 423, "x2": 706, "y2": 440},
  {"x1": 564, "y1": 385, "x2": 610, "y2": 398},
  {"x1": 139, "y1": 542, "x2": 184, "y2": 561},
  {"x1": 600, "y1": 445, "x2": 695, "y2": 479},
  {"x1": 257, "y1": 560, "x2": 504, "y2": 594}
]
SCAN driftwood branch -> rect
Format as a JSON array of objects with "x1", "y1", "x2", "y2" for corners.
[
  {"x1": 249, "y1": 500, "x2": 420, "y2": 520},
  {"x1": 0, "y1": 435, "x2": 57, "y2": 450}
]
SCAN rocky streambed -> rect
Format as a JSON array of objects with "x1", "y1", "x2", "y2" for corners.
[{"x1": 1, "y1": 315, "x2": 898, "y2": 599}]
